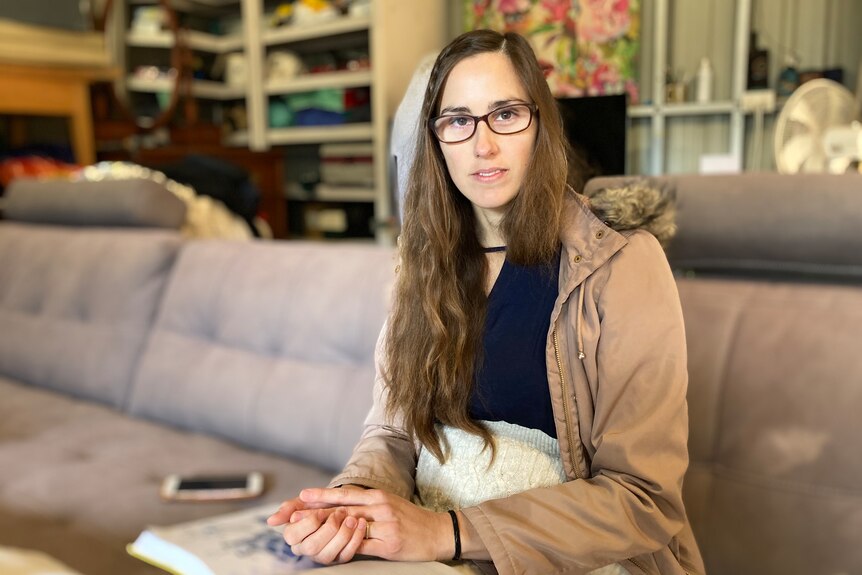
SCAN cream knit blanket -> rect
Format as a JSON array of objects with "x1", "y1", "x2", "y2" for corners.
[
  {"x1": 415, "y1": 421, "x2": 629, "y2": 575},
  {"x1": 415, "y1": 421, "x2": 566, "y2": 512}
]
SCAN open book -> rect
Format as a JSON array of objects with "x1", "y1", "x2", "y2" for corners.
[{"x1": 127, "y1": 503, "x2": 459, "y2": 574}]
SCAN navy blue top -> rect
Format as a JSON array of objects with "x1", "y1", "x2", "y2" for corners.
[{"x1": 469, "y1": 249, "x2": 561, "y2": 438}]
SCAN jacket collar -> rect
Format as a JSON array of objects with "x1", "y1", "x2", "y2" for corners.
[{"x1": 558, "y1": 187, "x2": 628, "y2": 293}]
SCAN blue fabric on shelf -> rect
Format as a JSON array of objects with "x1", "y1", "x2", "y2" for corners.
[{"x1": 293, "y1": 109, "x2": 345, "y2": 126}]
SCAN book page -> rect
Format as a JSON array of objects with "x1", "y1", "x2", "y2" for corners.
[{"x1": 130, "y1": 503, "x2": 460, "y2": 575}]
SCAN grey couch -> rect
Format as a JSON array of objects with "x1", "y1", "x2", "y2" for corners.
[
  {"x1": 586, "y1": 173, "x2": 862, "y2": 575},
  {"x1": 0, "y1": 180, "x2": 396, "y2": 574},
  {"x1": 1, "y1": 173, "x2": 860, "y2": 575}
]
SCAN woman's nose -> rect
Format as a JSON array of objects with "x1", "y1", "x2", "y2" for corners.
[{"x1": 472, "y1": 121, "x2": 499, "y2": 157}]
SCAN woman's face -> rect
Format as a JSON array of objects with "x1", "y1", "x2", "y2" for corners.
[{"x1": 436, "y1": 51, "x2": 537, "y2": 228}]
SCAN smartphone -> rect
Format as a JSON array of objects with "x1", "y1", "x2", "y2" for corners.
[{"x1": 160, "y1": 472, "x2": 264, "y2": 502}]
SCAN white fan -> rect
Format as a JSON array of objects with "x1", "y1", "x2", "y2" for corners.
[{"x1": 774, "y1": 78, "x2": 862, "y2": 174}]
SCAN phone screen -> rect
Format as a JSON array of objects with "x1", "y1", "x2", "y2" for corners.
[{"x1": 177, "y1": 477, "x2": 248, "y2": 491}]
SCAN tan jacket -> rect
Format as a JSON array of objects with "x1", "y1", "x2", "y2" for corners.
[{"x1": 331, "y1": 190, "x2": 705, "y2": 575}]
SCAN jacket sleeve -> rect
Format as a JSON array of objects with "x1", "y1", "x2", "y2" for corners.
[
  {"x1": 328, "y1": 323, "x2": 418, "y2": 499},
  {"x1": 461, "y1": 231, "x2": 690, "y2": 574}
]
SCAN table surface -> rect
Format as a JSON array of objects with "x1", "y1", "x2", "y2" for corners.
[{"x1": 0, "y1": 545, "x2": 84, "y2": 575}]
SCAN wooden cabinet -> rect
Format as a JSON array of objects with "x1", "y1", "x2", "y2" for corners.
[
  {"x1": 0, "y1": 64, "x2": 113, "y2": 166},
  {"x1": 0, "y1": 19, "x2": 114, "y2": 165}
]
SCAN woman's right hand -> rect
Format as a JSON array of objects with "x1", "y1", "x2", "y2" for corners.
[{"x1": 267, "y1": 488, "x2": 368, "y2": 564}]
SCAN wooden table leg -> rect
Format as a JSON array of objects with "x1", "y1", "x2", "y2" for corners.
[
  {"x1": 69, "y1": 83, "x2": 96, "y2": 166},
  {"x1": 8, "y1": 117, "x2": 29, "y2": 149}
]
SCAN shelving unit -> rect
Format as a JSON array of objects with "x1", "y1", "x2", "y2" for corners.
[
  {"x1": 116, "y1": 0, "x2": 248, "y2": 132},
  {"x1": 634, "y1": 0, "x2": 751, "y2": 175},
  {"x1": 234, "y1": 12, "x2": 379, "y2": 149},
  {"x1": 237, "y1": 0, "x2": 445, "y2": 243},
  {"x1": 110, "y1": 0, "x2": 445, "y2": 243}
]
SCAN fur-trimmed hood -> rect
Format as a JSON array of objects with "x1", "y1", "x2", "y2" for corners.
[{"x1": 582, "y1": 178, "x2": 677, "y2": 248}]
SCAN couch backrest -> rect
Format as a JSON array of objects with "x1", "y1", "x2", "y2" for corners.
[
  {"x1": 676, "y1": 275, "x2": 861, "y2": 575},
  {"x1": 0, "y1": 223, "x2": 183, "y2": 407},
  {"x1": 586, "y1": 174, "x2": 862, "y2": 575},
  {"x1": 127, "y1": 240, "x2": 395, "y2": 473}
]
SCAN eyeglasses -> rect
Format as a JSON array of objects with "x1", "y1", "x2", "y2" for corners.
[{"x1": 430, "y1": 103, "x2": 538, "y2": 144}]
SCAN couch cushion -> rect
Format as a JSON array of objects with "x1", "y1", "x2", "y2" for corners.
[
  {"x1": 0, "y1": 223, "x2": 182, "y2": 407},
  {"x1": 3, "y1": 178, "x2": 187, "y2": 229},
  {"x1": 128, "y1": 240, "x2": 395, "y2": 472},
  {"x1": 0, "y1": 375, "x2": 332, "y2": 575},
  {"x1": 678, "y1": 276, "x2": 862, "y2": 574}
]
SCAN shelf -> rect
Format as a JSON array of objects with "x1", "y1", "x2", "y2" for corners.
[
  {"x1": 266, "y1": 123, "x2": 374, "y2": 145},
  {"x1": 126, "y1": 29, "x2": 243, "y2": 53},
  {"x1": 127, "y1": 76, "x2": 245, "y2": 99},
  {"x1": 628, "y1": 102, "x2": 736, "y2": 119},
  {"x1": 266, "y1": 69, "x2": 372, "y2": 95},
  {"x1": 313, "y1": 185, "x2": 376, "y2": 202},
  {"x1": 262, "y1": 15, "x2": 371, "y2": 46},
  {"x1": 126, "y1": 30, "x2": 173, "y2": 48},
  {"x1": 225, "y1": 130, "x2": 249, "y2": 146},
  {"x1": 662, "y1": 101, "x2": 736, "y2": 116},
  {"x1": 628, "y1": 105, "x2": 654, "y2": 118},
  {"x1": 287, "y1": 194, "x2": 376, "y2": 203}
]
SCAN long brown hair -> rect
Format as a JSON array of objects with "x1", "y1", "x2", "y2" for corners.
[{"x1": 385, "y1": 30, "x2": 570, "y2": 462}]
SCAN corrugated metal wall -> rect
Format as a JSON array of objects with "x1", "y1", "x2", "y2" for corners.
[
  {"x1": 741, "y1": 0, "x2": 862, "y2": 173},
  {"x1": 636, "y1": 0, "x2": 861, "y2": 174}
]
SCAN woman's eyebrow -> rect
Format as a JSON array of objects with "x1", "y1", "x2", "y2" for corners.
[
  {"x1": 439, "y1": 105, "x2": 471, "y2": 115},
  {"x1": 439, "y1": 98, "x2": 529, "y2": 116},
  {"x1": 488, "y1": 98, "x2": 528, "y2": 110}
]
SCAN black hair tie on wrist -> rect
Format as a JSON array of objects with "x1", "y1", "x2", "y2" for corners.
[{"x1": 447, "y1": 509, "x2": 461, "y2": 561}]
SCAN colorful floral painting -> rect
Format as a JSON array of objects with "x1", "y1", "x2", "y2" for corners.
[{"x1": 465, "y1": 0, "x2": 640, "y2": 103}]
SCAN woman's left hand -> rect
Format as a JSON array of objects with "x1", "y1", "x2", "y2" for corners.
[{"x1": 296, "y1": 487, "x2": 455, "y2": 562}]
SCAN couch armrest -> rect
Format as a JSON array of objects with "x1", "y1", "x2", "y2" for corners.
[{"x1": 4, "y1": 178, "x2": 186, "y2": 229}]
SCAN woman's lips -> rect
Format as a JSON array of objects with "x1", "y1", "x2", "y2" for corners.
[{"x1": 471, "y1": 168, "x2": 508, "y2": 183}]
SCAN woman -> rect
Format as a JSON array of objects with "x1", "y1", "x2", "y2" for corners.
[{"x1": 268, "y1": 30, "x2": 704, "y2": 575}]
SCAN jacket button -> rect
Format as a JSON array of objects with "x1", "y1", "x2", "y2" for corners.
[
  {"x1": 595, "y1": 230, "x2": 604, "y2": 239},
  {"x1": 573, "y1": 254, "x2": 582, "y2": 263}
]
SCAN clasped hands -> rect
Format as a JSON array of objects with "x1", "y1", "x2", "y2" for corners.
[{"x1": 267, "y1": 486, "x2": 454, "y2": 565}]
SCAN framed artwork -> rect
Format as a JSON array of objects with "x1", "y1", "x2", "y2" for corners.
[{"x1": 465, "y1": 0, "x2": 640, "y2": 103}]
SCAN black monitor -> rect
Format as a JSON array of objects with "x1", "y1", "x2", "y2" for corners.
[{"x1": 556, "y1": 95, "x2": 627, "y2": 179}]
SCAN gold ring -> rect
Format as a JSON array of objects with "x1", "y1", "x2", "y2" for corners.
[{"x1": 365, "y1": 521, "x2": 372, "y2": 540}]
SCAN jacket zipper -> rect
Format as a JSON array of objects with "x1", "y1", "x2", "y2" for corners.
[
  {"x1": 552, "y1": 327, "x2": 580, "y2": 480},
  {"x1": 629, "y1": 556, "x2": 650, "y2": 573},
  {"x1": 555, "y1": 326, "x2": 653, "y2": 575}
]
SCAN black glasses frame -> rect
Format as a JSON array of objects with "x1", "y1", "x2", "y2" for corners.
[{"x1": 429, "y1": 103, "x2": 538, "y2": 144}]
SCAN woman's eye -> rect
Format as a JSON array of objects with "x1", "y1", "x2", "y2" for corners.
[
  {"x1": 450, "y1": 116, "x2": 472, "y2": 127},
  {"x1": 494, "y1": 108, "x2": 519, "y2": 122}
]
